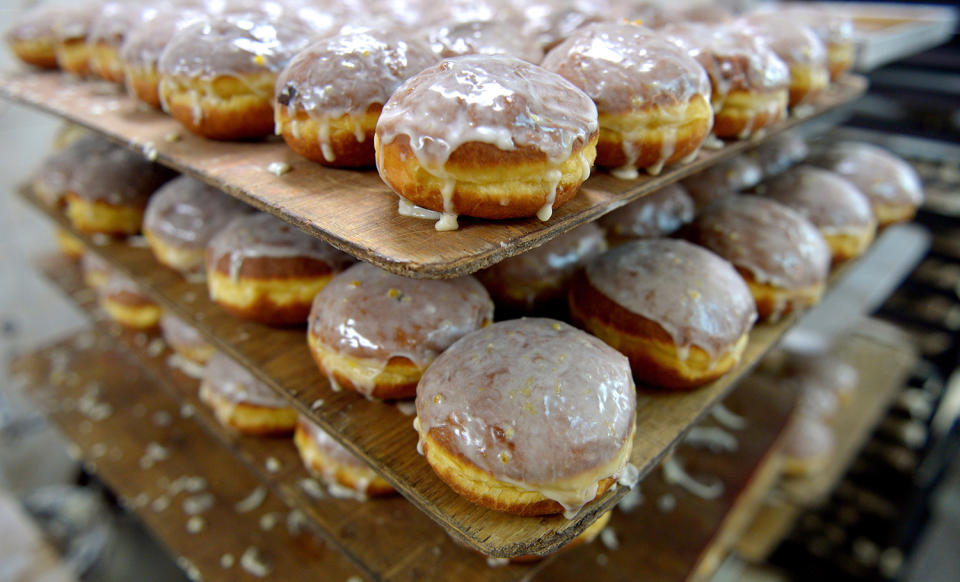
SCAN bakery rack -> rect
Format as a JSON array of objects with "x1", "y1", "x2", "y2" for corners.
[
  {"x1": 15, "y1": 250, "x2": 804, "y2": 582},
  {"x1": 0, "y1": 57, "x2": 926, "y2": 580},
  {"x1": 0, "y1": 71, "x2": 867, "y2": 279},
  {"x1": 20, "y1": 182, "x2": 867, "y2": 561}
]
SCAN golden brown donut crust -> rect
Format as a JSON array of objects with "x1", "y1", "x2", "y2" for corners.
[
  {"x1": 89, "y1": 41, "x2": 124, "y2": 83},
  {"x1": 306, "y1": 332, "x2": 421, "y2": 400},
  {"x1": 200, "y1": 382, "x2": 298, "y2": 436},
  {"x1": 160, "y1": 73, "x2": 277, "y2": 140},
  {"x1": 595, "y1": 96, "x2": 712, "y2": 171},
  {"x1": 10, "y1": 38, "x2": 58, "y2": 69},
  {"x1": 206, "y1": 269, "x2": 332, "y2": 326},
  {"x1": 568, "y1": 271, "x2": 748, "y2": 389},
  {"x1": 64, "y1": 193, "x2": 144, "y2": 236},
  {"x1": 827, "y1": 43, "x2": 854, "y2": 81},
  {"x1": 420, "y1": 429, "x2": 618, "y2": 516},
  {"x1": 739, "y1": 268, "x2": 825, "y2": 322},
  {"x1": 124, "y1": 65, "x2": 162, "y2": 108},
  {"x1": 787, "y1": 64, "x2": 829, "y2": 107},
  {"x1": 293, "y1": 422, "x2": 394, "y2": 496},
  {"x1": 277, "y1": 106, "x2": 382, "y2": 168},
  {"x1": 712, "y1": 89, "x2": 788, "y2": 139},
  {"x1": 100, "y1": 295, "x2": 162, "y2": 330},
  {"x1": 55, "y1": 39, "x2": 91, "y2": 75},
  {"x1": 376, "y1": 134, "x2": 597, "y2": 220}
]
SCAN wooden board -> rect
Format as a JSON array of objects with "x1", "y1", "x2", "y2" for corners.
[
  {"x1": 779, "y1": 320, "x2": 916, "y2": 506},
  {"x1": 7, "y1": 334, "x2": 365, "y2": 582},
  {"x1": 535, "y1": 369, "x2": 796, "y2": 582},
  {"x1": 35, "y1": 253, "x2": 547, "y2": 582},
  {"x1": 23, "y1": 188, "x2": 867, "y2": 558},
  {"x1": 0, "y1": 70, "x2": 866, "y2": 278},
  {"x1": 735, "y1": 321, "x2": 916, "y2": 563}
]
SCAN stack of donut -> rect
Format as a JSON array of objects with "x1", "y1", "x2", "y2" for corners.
[{"x1": 8, "y1": 0, "x2": 861, "y2": 231}]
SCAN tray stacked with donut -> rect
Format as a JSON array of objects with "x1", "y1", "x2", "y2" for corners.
[
  {"x1": 5, "y1": 0, "x2": 929, "y2": 575},
  {"x1": 0, "y1": 0, "x2": 870, "y2": 278}
]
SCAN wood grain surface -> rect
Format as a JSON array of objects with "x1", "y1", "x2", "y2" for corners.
[
  {"x1": 0, "y1": 70, "x2": 867, "y2": 278},
  {"x1": 35, "y1": 254, "x2": 547, "y2": 582},
  {"x1": 8, "y1": 333, "x2": 364, "y2": 582},
  {"x1": 24, "y1": 188, "x2": 869, "y2": 557}
]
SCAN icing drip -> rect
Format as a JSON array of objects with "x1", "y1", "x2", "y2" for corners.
[
  {"x1": 537, "y1": 169, "x2": 562, "y2": 221},
  {"x1": 416, "y1": 319, "x2": 636, "y2": 518},
  {"x1": 662, "y1": 456, "x2": 724, "y2": 499},
  {"x1": 585, "y1": 239, "x2": 757, "y2": 360},
  {"x1": 297, "y1": 417, "x2": 378, "y2": 495},
  {"x1": 711, "y1": 403, "x2": 747, "y2": 430},
  {"x1": 436, "y1": 177, "x2": 459, "y2": 231},
  {"x1": 683, "y1": 426, "x2": 738, "y2": 452},
  {"x1": 397, "y1": 198, "x2": 443, "y2": 220}
]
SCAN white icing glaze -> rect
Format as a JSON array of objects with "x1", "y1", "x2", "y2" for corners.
[
  {"x1": 416, "y1": 318, "x2": 636, "y2": 517},
  {"x1": 710, "y1": 402, "x2": 747, "y2": 430},
  {"x1": 201, "y1": 351, "x2": 289, "y2": 408},
  {"x1": 761, "y1": 165, "x2": 876, "y2": 236},
  {"x1": 144, "y1": 175, "x2": 252, "y2": 250},
  {"x1": 662, "y1": 455, "x2": 724, "y2": 499},
  {"x1": 585, "y1": 239, "x2": 757, "y2": 360},
  {"x1": 683, "y1": 426, "x2": 738, "y2": 452}
]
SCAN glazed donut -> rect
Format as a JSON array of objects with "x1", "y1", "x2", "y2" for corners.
[
  {"x1": 738, "y1": 17, "x2": 829, "y2": 108},
  {"x1": 809, "y1": 142, "x2": 924, "y2": 228},
  {"x1": 81, "y1": 252, "x2": 112, "y2": 290},
  {"x1": 308, "y1": 262, "x2": 493, "y2": 399},
  {"x1": 160, "y1": 312, "x2": 215, "y2": 366},
  {"x1": 683, "y1": 195, "x2": 831, "y2": 322},
  {"x1": 542, "y1": 23, "x2": 713, "y2": 178},
  {"x1": 747, "y1": 131, "x2": 809, "y2": 178},
  {"x1": 781, "y1": 416, "x2": 834, "y2": 477},
  {"x1": 55, "y1": 229, "x2": 86, "y2": 261},
  {"x1": 749, "y1": 6, "x2": 854, "y2": 81},
  {"x1": 780, "y1": 352, "x2": 858, "y2": 407},
  {"x1": 569, "y1": 239, "x2": 757, "y2": 389},
  {"x1": 121, "y1": 11, "x2": 207, "y2": 108},
  {"x1": 597, "y1": 183, "x2": 695, "y2": 245},
  {"x1": 415, "y1": 318, "x2": 636, "y2": 517},
  {"x1": 32, "y1": 135, "x2": 116, "y2": 209},
  {"x1": 143, "y1": 175, "x2": 252, "y2": 276},
  {"x1": 158, "y1": 15, "x2": 314, "y2": 140},
  {"x1": 6, "y1": 5, "x2": 61, "y2": 69},
  {"x1": 294, "y1": 416, "x2": 394, "y2": 497},
  {"x1": 760, "y1": 165, "x2": 876, "y2": 263},
  {"x1": 63, "y1": 143, "x2": 176, "y2": 236},
  {"x1": 659, "y1": 5, "x2": 733, "y2": 26},
  {"x1": 52, "y1": 3, "x2": 100, "y2": 76},
  {"x1": 88, "y1": 2, "x2": 159, "y2": 83},
  {"x1": 520, "y1": 1, "x2": 609, "y2": 53},
  {"x1": 205, "y1": 213, "x2": 353, "y2": 326},
  {"x1": 98, "y1": 271, "x2": 162, "y2": 330},
  {"x1": 427, "y1": 20, "x2": 543, "y2": 63},
  {"x1": 660, "y1": 23, "x2": 789, "y2": 140},
  {"x1": 275, "y1": 31, "x2": 437, "y2": 168},
  {"x1": 681, "y1": 154, "x2": 763, "y2": 209},
  {"x1": 199, "y1": 351, "x2": 297, "y2": 436},
  {"x1": 375, "y1": 54, "x2": 599, "y2": 230},
  {"x1": 475, "y1": 222, "x2": 606, "y2": 316}
]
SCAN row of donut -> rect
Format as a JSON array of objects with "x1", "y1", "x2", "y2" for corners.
[
  {"x1": 67, "y1": 249, "x2": 610, "y2": 563},
  {"x1": 8, "y1": 0, "x2": 857, "y2": 229},
  {"x1": 35, "y1": 125, "x2": 921, "y2": 523}
]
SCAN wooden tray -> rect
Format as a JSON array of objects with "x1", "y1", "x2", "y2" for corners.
[
  {"x1": 779, "y1": 320, "x2": 916, "y2": 506},
  {"x1": 35, "y1": 253, "x2": 547, "y2": 582},
  {"x1": 0, "y1": 70, "x2": 866, "y2": 278},
  {"x1": 23, "y1": 188, "x2": 870, "y2": 558},
  {"x1": 8, "y1": 333, "x2": 364, "y2": 582},
  {"x1": 736, "y1": 321, "x2": 916, "y2": 563},
  {"x1": 535, "y1": 363, "x2": 796, "y2": 582}
]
